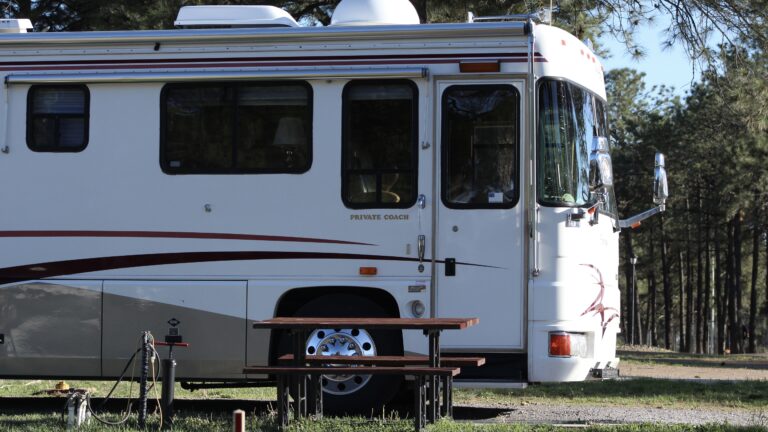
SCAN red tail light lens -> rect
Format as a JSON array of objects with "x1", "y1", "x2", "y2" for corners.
[{"x1": 549, "y1": 333, "x2": 571, "y2": 357}]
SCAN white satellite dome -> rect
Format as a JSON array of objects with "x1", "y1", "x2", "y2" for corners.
[{"x1": 331, "y1": 0, "x2": 421, "y2": 26}]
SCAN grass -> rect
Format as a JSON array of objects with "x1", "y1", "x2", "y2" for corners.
[
  {"x1": 618, "y1": 350, "x2": 768, "y2": 370},
  {"x1": 455, "y1": 379, "x2": 768, "y2": 410},
  {"x1": 3, "y1": 377, "x2": 767, "y2": 412},
  {"x1": 0, "y1": 414, "x2": 766, "y2": 432},
  {"x1": 0, "y1": 378, "x2": 275, "y2": 400},
  {"x1": 2, "y1": 350, "x2": 767, "y2": 431}
]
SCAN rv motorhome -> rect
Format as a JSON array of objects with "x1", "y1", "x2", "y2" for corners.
[{"x1": 0, "y1": 0, "x2": 667, "y2": 410}]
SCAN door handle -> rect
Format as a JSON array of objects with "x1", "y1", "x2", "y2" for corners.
[
  {"x1": 417, "y1": 235, "x2": 426, "y2": 264},
  {"x1": 445, "y1": 258, "x2": 456, "y2": 277}
]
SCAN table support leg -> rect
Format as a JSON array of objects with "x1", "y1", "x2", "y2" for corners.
[
  {"x1": 292, "y1": 330, "x2": 309, "y2": 420},
  {"x1": 413, "y1": 376, "x2": 425, "y2": 432},
  {"x1": 427, "y1": 330, "x2": 441, "y2": 423},
  {"x1": 309, "y1": 374, "x2": 323, "y2": 419},
  {"x1": 441, "y1": 376, "x2": 453, "y2": 418},
  {"x1": 277, "y1": 375, "x2": 289, "y2": 429}
]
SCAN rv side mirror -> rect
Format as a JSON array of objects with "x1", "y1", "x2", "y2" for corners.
[
  {"x1": 618, "y1": 152, "x2": 669, "y2": 230},
  {"x1": 653, "y1": 152, "x2": 668, "y2": 206},
  {"x1": 589, "y1": 136, "x2": 613, "y2": 191}
]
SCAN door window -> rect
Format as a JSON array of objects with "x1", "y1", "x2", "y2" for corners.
[{"x1": 442, "y1": 85, "x2": 520, "y2": 209}]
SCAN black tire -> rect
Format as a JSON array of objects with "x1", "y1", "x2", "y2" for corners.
[{"x1": 275, "y1": 293, "x2": 404, "y2": 415}]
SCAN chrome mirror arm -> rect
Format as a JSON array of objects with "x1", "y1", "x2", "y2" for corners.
[{"x1": 618, "y1": 204, "x2": 666, "y2": 229}]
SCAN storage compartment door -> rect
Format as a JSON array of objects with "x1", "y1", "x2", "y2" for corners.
[
  {"x1": 0, "y1": 281, "x2": 102, "y2": 377},
  {"x1": 102, "y1": 281, "x2": 247, "y2": 379}
]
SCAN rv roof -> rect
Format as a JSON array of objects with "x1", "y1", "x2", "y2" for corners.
[
  {"x1": 174, "y1": 5, "x2": 299, "y2": 28},
  {"x1": 0, "y1": 22, "x2": 526, "y2": 45}
]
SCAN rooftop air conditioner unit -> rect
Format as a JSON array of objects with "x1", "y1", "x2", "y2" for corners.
[
  {"x1": 331, "y1": 0, "x2": 420, "y2": 26},
  {"x1": 0, "y1": 19, "x2": 33, "y2": 33},
  {"x1": 174, "y1": 6, "x2": 299, "y2": 28}
]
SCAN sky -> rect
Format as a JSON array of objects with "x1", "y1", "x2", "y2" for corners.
[{"x1": 598, "y1": 17, "x2": 701, "y2": 97}]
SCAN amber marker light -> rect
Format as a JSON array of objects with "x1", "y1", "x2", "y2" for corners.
[
  {"x1": 459, "y1": 61, "x2": 500, "y2": 73},
  {"x1": 549, "y1": 332, "x2": 571, "y2": 357},
  {"x1": 359, "y1": 267, "x2": 378, "y2": 276}
]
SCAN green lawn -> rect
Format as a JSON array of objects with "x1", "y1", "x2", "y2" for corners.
[
  {"x1": 455, "y1": 378, "x2": 768, "y2": 410},
  {"x1": 0, "y1": 378, "x2": 275, "y2": 400},
  {"x1": 2, "y1": 376, "x2": 767, "y2": 431},
  {"x1": 4, "y1": 378, "x2": 766, "y2": 410},
  {"x1": 619, "y1": 353, "x2": 768, "y2": 370},
  {"x1": 1, "y1": 414, "x2": 767, "y2": 432}
]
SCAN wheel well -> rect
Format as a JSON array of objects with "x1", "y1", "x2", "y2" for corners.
[
  {"x1": 274, "y1": 287, "x2": 401, "y2": 319},
  {"x1": 269, "y1": 287, "x2": 403, "y2": 362}
]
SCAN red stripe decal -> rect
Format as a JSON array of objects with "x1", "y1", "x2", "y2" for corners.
[
  {"x1": 0, "y1": 230, "x2": 372, "y2": 246},
  {"x1": 0, "y1": 251, "x2": 499, "y2": 284}
]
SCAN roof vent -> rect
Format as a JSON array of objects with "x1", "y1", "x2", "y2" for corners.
[
  {"x1": 331, "y1": 0, "x2": 420, "y2": 26},
  {"x1": 174, "y1": 6, "x2": 299, "y2": 28},
  {"x1": 0, "y1": 19, "x2": 33, "y2": 33}
]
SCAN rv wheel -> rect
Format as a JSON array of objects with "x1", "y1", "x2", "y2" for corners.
[{"x1": 278, "y1": 294, "x2": 403, "y2": 414}]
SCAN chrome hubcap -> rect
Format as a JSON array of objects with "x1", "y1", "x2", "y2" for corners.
[{"x1": 306, "y1": 328, "x2": 376, "y2": 396}]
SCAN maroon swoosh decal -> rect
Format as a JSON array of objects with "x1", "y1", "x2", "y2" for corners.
[
  {"x1": 0, "y1": 231, "x2": 371, "y2": 246},
  {"x1": 580, "y1": 263, "x2": 621, "y2": 338},
  {"x1": 0, "y1": 252, "x2": 499, "y2": 284}
]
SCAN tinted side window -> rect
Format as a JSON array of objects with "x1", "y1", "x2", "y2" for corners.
[
  {"x1": 27, "y1": 85, "x2": 89, "y2": 152},
  {"x1": 161, "y1": 82, "x2": 312, "y2": 174},
  {"x1": 442, "y1": 85, "x2": 520, "y2": 209},
  {"x1": 342, "y1": 81, "x2": 418, "y2": 209}
]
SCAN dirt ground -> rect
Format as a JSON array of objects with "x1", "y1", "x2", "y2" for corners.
[
  {"x1": 618, "y1": 349, "x2": 768, "y2": 381},
  {"x1": 471, "y1": 349, "x2": 768, "y2": 427}
]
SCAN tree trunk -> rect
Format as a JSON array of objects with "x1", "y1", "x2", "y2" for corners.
[
  {"x1": 696, "y1": 194, "x2": 704, "y2": 354},
  {"x1": 733, "y1": 211, "x2": 744, "y2": 353},
  {"x1": 648, "y1": 224, "x2": 658, "y2": 346},
  {"x1": 748, "y1": 223, "x2": 759, "y2": 353},
  {"x1": 649, "y1": 275, "x2": 658, "y2": 346},
  {"x1": 715, "y1": 227, "x2": 725, "y2": 354},
  {"x1": 703, "y1": 223, "x2": 711, "y2": 354},
  {"x1": 623, "y1": 231, "x2": 634, "y2": 343},
  {"x1": 685, "y1": 198, "x2": 694, "y2": 352},
  {"x1": 727, "y1": 214, "x2": 739, "y2": 353},
  {"x1": 634, "y1": 279, "x2": 642, "y2": 344},
  {"x1": 677, "y1": 250, "x2": 685, "y2": 350},
  {"x1": 660, "y1": 214, "x2": 672, "y2": 350}
]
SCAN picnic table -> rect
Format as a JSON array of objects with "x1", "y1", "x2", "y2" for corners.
[{"x1": 246, "y1": 316, "x2": 480, "y2": 430}]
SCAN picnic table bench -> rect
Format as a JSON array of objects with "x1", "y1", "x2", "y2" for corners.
[{"x1": 247, "y1": 317, "x2": 481, "y2": 431}]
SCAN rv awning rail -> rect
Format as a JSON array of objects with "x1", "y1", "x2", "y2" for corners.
[
  {"x1": 5, "y1": 67, "x2": 428, "y2": 85},
  {"x1": 0, "y1": 22, "x2": 527, "y2": 46}
]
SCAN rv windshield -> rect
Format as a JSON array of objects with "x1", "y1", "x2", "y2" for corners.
[{"x1": 538, "y1": 79, "x2": 617, "y2": 217}]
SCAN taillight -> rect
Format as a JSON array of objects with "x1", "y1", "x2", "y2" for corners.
[
  {"x1": 549, "y1": 332, "x2": 571, "y2": 357},
  {"x1": 549, "y1": 332, "x2": 588, "y2": 357}
]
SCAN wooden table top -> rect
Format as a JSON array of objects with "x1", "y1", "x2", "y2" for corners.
[{"x1": 252, "y1": 317, "x2": 479, "y2": 330}]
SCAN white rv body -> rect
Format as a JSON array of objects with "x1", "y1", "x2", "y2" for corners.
[{"x1": 0, "y1": 6, "x2": 619, "y2": 393}]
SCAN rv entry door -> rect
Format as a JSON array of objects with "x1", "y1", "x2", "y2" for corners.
[{"x1": 435, "y1": 80, "x2": 525, "y2": 349}]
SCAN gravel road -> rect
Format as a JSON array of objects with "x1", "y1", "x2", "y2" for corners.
[
  {"x1": 459, "y1": 350, "x2": 768, "y2": 427},
  {"x1": 620, "y1": 359, "x2": 768, "y2": 381},
  {"x1": 492, "y1": 403, "x2": 765, "y2": 427}
]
